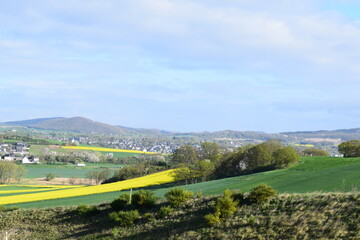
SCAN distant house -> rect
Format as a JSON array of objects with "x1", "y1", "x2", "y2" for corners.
[
  {"x1": 0, "y1": 144, "x2": 9, "y2": 153},
  {"x1": 15, "y1": 142, "x2": 26, "y2": 152},
  {"x1": 2, "y1": 154, "x2": 15, "y2": 161},
  {"x1": 22, "y1": 156, "x2": 30, "y2": 164},
  {"x1": 22, "y1": 156, "x2": 40, "y2": 164}
]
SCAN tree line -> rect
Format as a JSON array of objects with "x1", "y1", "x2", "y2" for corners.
[{"x1": 171, "y1": 140, "x2": 300, "y2": 184}]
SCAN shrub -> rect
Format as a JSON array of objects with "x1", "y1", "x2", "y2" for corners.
[
  {"x1": 204, "y1": 189, "x2": 238, "y2": 226},
  {"x1": 196, "y1": 192, "x2": 203, "y2": 198},
  {"x1": 248, "y1": 184, "x2": 277, "y2": 204},
  {"x1": 110, "y1": 193, "x2": 130, "y2": 211},
  {"x1": 109, "y1": 212, "x2": 120, "y2": 222},
  {"x1": 132, "y1": 190, "x2": 158, "y2": 208},
  {"x1": 76, "y1": 204, "x2": 99, "y2": 216},
  {"x1": 231, "y1": 190, "x2": 245, "y2": 203},
  {"x1": 164, "y1": 188, "x2": 194, "y2": 207},
  {"x1": 109, "y1": 210, "x2": 140, "y2": 226},
  {"x1": 205, "y1": 211, "x2": 221, "y2": 226},
  {"x1": 215, "y1": 189, "x2": 238, "y2": 218},
  {"x1": 112, "y1": 228, "x2": 120, "y2": 238},
  {"x1": 143, "y1": 212, "x2": 155, "y2": 222},
  {"x1": 158, "y1": 206, "x2": 173, "y2": 219}
]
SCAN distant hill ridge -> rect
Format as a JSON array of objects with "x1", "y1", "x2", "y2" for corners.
[
  {"x1": 4, "y1": 117, "x2": 65, "y2": 126},
  {"x1": 4, "y1": 117, "x2": 127, "y2": 135},
  {"x1": 2, "y1": 116, "x2": 360, "y2": 139}
]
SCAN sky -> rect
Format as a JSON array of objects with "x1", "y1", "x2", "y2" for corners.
[{"x1": 1, "y1": 0, "x2": 360, "y2": 133}]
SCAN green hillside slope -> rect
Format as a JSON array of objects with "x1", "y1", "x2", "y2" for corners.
[{"x1": 8, "y1": 156, "x2": 360, "y2": 208}]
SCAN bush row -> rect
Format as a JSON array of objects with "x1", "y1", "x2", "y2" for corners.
[{"x1": 106, "y1": 184, "x2": 276, "y2": 227}]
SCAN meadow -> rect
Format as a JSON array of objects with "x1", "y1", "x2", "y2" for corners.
[
  {"x1": 23, "y1": 163, "x2": 123, "y2": 179},
  {"x1": 5, "y1": 156, "x2": 360, "y2": 208}
]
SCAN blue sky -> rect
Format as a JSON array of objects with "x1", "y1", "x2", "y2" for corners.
[{"x1": 1, "y1": 0, "x2": 360, "y2": 133}]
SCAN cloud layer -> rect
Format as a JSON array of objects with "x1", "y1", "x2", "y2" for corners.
[{"x1": 0, "y1": 0, "x2": 359, "y2": 132}]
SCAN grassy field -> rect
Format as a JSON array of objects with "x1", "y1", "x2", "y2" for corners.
[
  {"x1": 23, "y1": 164, "x2": 122, "y2": 179},
  {"x1": 6, "y1": 156, "x2": 360, "y2": 208}
]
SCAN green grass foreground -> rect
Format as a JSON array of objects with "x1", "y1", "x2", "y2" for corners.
[
  {"x1": 0, "y1": 193, "x2": 359, "y2": 239},
  {"x1": 8, "y1": 156, "x2": 360, "y2": 208}
]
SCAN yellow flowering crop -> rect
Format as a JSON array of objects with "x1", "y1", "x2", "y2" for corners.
[
  {"x1": 0, "y1": 189, "x2": 59, "y2": 194},
  {"x1": 0, "y1": 169, "x2": 176, "y2": 205},
  {"x1": 0, "y1": 185, "x2": 82, "y2": 194},
  {"x1": 62, "y1": 146, "x2": 162, "y2": 155},
  {"x1": 294, "y1": 144, "x2": 315, "y2": 147}
]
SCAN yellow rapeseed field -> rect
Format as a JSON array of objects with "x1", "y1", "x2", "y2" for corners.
[
  {"x1": 62, "y1": 146, "x2": 160, "y2": 154},
  {"x1": 0, "y1": 189, "x2": 62, "y2": 194},
  {"x1": 0, "y1": 169, "x2": 176, "y2": 205},
  {"x1": 294, "y1": 144, "x2": 315, "y2": 147},
  {"x1": 0, "y1": 185, "x2": 82, "y2": 194}
]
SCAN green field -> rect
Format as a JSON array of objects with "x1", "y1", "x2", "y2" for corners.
[
  {"x1": 23, "y1": 164, "x2": 121, "y2": 178},
  {"x1": 98, "y1": 151, "x2": 143, "y2": 158},
  {"x1": 7, "y1": 156, "x2": 360, "y2": 208},
  {"x1": 30, "y1": 144, "x2": 145, "y2": 159}
]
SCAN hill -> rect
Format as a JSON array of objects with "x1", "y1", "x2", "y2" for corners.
[
  {"x1": 3, "y1": 117, "x2": 65, "y2": 126},
  {"x1": 4, "y1": 117, "x2": 130, "y2": 135},
  {"x1": 281, "y1": 128, "x2": 360, "y2": 141},
  {"x1": 2, "y1": 116, "x2": 360, "y2": 142},
  {"x1": 0, "y1": 192, "x2": 358, "y2": 239},
  {"x1": 8, "y1": 156, "x2": 360, "y2": 209}
]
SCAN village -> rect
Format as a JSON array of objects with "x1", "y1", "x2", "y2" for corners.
[{"x1": 0, "y1": 142, "x2": 39, "y2": 164}]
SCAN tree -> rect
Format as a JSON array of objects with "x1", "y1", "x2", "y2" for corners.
[
  {"x1": 338, "y1": 140, "x2": 360, "y2": 157},
  {"x1": 199, "y1": 142, "x2": 221, "y2": 162},
  {"x1": 171, "y1": 145, "x2": 197, "y2": 165},
  {"x1": 112, "y1": 166, "x2": 142, "y2": 181},
  {"x1": 213, "y1": 145, "x2": 252, "y2": 178},
  {"x1": 272, "y1": 146, "x2": 300, "y2": 168},
  {"x1": 302, "y1": 148, "x2": 329, "y2": 157},
  {"x1": 213, "y1": 140, "x2": 298, "y2": 179},
  {"x1": 244, "y1": 144, "x2": 273, "y2": 169},
  {"x1": 0, "y1": 162, "x2": 27, "y2": 184},
  {"x1": 14, "y1": 166, "x2": 27, "y2": 183},
  {"x1": 86, "y1": 169, "x2": 112, "y2": 185},
  {"x1": 193, "y1": 160, "x2": 215, "y2": 182},
  {"x1": 45, "y1": 173, "x2": 56, "y2": 181},
  {"x1": 172, "y1": 167, "x2": 193, "y2": 185},
  {"x1": 69, "y1": 176, "x2": 78, "y2": 185}
]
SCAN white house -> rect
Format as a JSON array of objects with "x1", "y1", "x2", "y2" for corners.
[
  {"x1": 22, "y1": 156, "x2": 40, "y2": 164},
  {"x1": 22, "y1": 156, "x2": 31, "y2": 164},
  {"x1": 3, "y1": 155, "x2": 15, "y2": 161}
]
